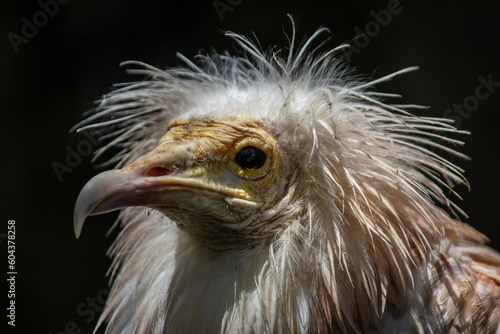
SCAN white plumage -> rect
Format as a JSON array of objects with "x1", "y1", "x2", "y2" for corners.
[{"x1": 74, "y1": 20, "x2": 500, "y2": 333}]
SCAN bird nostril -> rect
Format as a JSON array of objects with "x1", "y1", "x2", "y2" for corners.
[{"x1": 147, "y1": 167, "x2": 172, "y2": 177}]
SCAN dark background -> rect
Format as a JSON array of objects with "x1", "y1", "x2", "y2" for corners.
[{"x1": 2, "y1": 0, "x2": 499, "y2": 333}]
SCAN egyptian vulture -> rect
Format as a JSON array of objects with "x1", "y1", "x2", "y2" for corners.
[{"x1": 73, "y1": 21, "x2": 500, "y2": 333}]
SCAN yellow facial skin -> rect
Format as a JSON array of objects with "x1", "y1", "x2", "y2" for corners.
[{"x1": 158, "y1": 118, "x2": 282, "y2": 208}]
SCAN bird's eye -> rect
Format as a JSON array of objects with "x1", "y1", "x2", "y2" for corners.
[{"x1": 234, "y1": 146, "x2": 267, "y2": 170}]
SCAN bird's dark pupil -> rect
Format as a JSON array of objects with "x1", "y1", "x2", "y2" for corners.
[{"x1": 235, "y1": 146, "x2": 266, "y2": 170}]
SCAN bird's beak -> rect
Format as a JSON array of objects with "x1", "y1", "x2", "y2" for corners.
[
  {"x1": 73, "y1": 143, "x2": 204, "y2": 238},
  {"x1": 74, "y1": 169, "x2": 141, "y2": 238}
]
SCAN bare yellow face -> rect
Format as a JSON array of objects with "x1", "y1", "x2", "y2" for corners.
[
  {"x1": 74, "y1": 117, "x2": 288, "y2": 248},
  {"x1": 159, "y1": 118, "x2": 281, "y2": 200}
]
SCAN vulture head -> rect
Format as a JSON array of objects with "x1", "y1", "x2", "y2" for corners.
[
  {"x1": 74, "y1": 20, "x2": 500, "y2": 333},
  {"x1": 75, "y1": 116, "x2": 290, "y2": 251}
]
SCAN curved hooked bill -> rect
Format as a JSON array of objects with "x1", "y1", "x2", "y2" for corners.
[
  {"x1": 73, "y1": 169, "x2": 161, "y2": 238},
  {"x1": 73, "y1": 167, "x2": 204, "y2": 238},
  {"x1": 73, "y1": 168, "x2": 262, "y2": 239}
]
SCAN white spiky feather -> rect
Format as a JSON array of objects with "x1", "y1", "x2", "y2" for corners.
[{"x1": 75, "y1": 19, "x2": 500, "y2": 333}]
